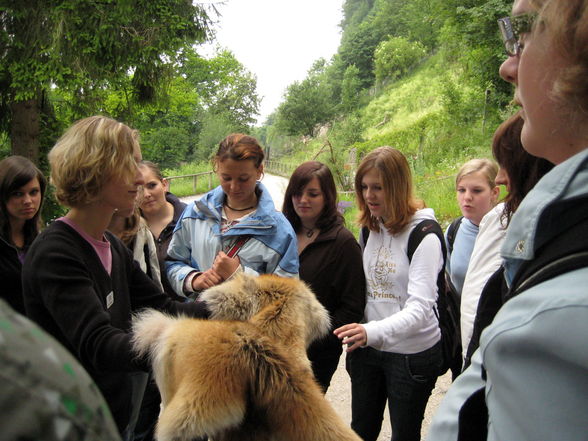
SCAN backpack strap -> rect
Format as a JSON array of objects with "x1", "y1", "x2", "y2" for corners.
[
  {"x1": 361, "y1": 220, "x2": 447, "y2": 264},
  {"x1": 360, "y1": 226, "x2": 370, "y2": 251},
  {"x1": 407, "y1": 219, "x2": 447, "y2": 265},
  {"x1": 446, "y1": 216, "x2": 463, "y2": 256}
]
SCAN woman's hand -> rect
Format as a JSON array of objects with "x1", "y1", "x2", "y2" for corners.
[
  {"x1": 192, "y1": 268, "x2": 223, "y2": 291},
  {"x1": 334, "y1": 323, "x2": 367, "y2": 352},
  {"x1": 212, "y1": 251, "x2": 241, "y2": 280}
]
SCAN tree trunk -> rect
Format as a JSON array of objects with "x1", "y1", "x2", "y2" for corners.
[{"x1": 10, "y1": 97, "x2": 41, "y2": 164}]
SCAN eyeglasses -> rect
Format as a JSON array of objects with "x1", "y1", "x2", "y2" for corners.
[{"x1": 497, "y1": 13, "x2": 537, "y2": 57}]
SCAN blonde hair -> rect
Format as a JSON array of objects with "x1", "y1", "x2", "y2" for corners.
[
  {"x1": 455, "y1": 158, "x2": 498, "y2": 190},
  {"x1": 49, "y1": 116, "x2": 140, "y2": 207},
  {"x1": 355, "y1": 147, "x2": 423, "y2": 235}
]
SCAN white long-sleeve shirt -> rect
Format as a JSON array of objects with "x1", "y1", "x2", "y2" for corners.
[
  {"x1": 459, "y1": 203, "x2": 506, "y2": 357},
  {"x1": 363, "y1": 208, "x2": 444, "y2": 354}
]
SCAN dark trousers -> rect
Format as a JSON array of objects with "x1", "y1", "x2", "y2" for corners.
[
  {"x1": 310, "y1": 353, "x2": 341, "y2": 393},
  {"x1": 346, "y1": 343, "x2": 441, "y2": 441}
]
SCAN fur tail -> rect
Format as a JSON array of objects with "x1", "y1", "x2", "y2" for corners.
[{"x1": 131, "y1": 309, "x2": 177, "y2": 360}]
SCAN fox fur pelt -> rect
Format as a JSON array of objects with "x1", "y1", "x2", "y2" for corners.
[{"x1": 132, "y1": 273, "x2": 361, "y2": 441}]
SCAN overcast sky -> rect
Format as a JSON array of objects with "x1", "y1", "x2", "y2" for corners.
[{"x1": 201, "y1": 0, "x2": 344, "y2": 125}]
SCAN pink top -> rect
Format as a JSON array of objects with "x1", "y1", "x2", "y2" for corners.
[{"x1": 58, "y1": 217, "x2": 112, "y2": 274}]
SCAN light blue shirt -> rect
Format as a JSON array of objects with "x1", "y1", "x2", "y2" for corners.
[{"x1": 445, "y1": 218, "x2": 479, "y2": 297}]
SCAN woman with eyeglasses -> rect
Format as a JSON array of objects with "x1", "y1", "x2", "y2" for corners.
[{"x1": 427, "y1": 1, "x2": 588, "y2": 440}]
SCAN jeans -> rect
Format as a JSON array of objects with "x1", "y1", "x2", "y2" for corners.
[{"x1": 346, "y1": 343, "x2": 442, "y2": 441}]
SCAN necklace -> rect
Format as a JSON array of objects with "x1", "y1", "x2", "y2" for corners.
[
  {"x1": 302, "y1": 226, "x2": 317, "y2": 238},
  {"x1": 225, "y1": 202, "x2": 255, "y2": 212}
]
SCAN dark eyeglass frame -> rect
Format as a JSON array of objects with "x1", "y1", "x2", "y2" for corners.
[{"x1": 497, "y1": 13, "x2": 537, "y2": 57}]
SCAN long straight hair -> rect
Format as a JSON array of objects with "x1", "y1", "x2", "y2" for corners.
[
  {"x1": 0, "y1": 156, "x2": 47, "y2": 245},
  {"x1": 355, "y1": 147, "x2": 423, "y2": 234}
]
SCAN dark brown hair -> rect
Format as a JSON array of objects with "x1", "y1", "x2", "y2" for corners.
[
  {"x1": 492, "y1": 112, "x2": 554, "y2": 225},
  {"x1": 282, "y1": 161, "x2": 342, "y2": 232},
  {"x1": 0, "y1": 156, "x2": 47, "y2": 245},
  {"x1": 139, "y1": 160, "x2": 164, "y2": 181}
]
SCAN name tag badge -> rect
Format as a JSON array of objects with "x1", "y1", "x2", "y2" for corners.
[{"x1": 106, "y1": 292, "x2": 114, "y2": 309}]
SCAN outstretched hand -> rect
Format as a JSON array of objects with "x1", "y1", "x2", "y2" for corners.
[{"x1": 334, "y1": 323, "x2": 367, "y2": 353}]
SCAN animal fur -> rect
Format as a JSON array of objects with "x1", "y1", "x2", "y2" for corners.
[{"x1": 132, "y1": 273, "x2": 361, "y2": 441}]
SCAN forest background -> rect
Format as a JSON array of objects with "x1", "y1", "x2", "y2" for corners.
[{"x1": 0, "y1": 0, "x2": 516, "y2": 233}]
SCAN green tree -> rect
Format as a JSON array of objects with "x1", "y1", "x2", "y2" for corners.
[
  {"x1": 0, "y1": 0, "x2": 213, "y2": 163},
  {"x1": 194, "y1": 111, "x2": 243, "y2": 162},
  {"x1": 338, "y1": 20, "x2": 383, "y2": 88},
  {"x1": 274, "y1": 60, "x2": 335, "y2": 137},
  {"x1": 341, "y1": 0, "x2": 376, "y2": 30},
  {"x1": 340, "y1": 65, "x2": 362, "y2": 112},
  {"x1": 374, "y1": 36, "x2": 426, "y2": 84},
  {"x1": 182, "y1": 48, "x2": 260, "y2": 130}
]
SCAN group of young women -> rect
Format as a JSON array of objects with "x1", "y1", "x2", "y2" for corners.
[
  {"x1": 0, "y1": 119, "x2": 557, "y2": 441},
  {"x1": 3, "y1": 1, "x2": 586, "y2": 438}
]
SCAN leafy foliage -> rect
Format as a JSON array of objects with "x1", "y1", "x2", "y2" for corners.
[
  {"x1": 340, "y1": 65, "x2": 363, "y2": 112},
  {"x1": 182, "y1": 48, "x2": 260, "y2": 129},
  {"x1": 0, "y1": 0, "x2": 214, "y2": 161},
  {"x1": 274, "y1": 60, "x2": 335, "y2": 137},
  {"x1": 374, "y1": 36, "x2": 426, "y2": 84}
]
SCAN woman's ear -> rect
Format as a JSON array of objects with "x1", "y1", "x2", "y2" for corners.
[
  {"x1": 491, "y1": 185, "x2": 500, "y2": 203},
  {"x1": 162, "y1": 178, "x2": 169, "y2": 192},
  {"x1": 257, "y1": 164, "x2": 264, "y2": 181}
]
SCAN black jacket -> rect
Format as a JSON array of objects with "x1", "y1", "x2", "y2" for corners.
[
  {"x1": 22, "y1": 220, "x2": 208, "y2": 432},
  {"x1": 301, "y1": 220, "x2": 366, "y2": 359},
  {"x1": 154, "y1": 192, "x2": 186, "y2": 299},
  {"x1": 0, "y1": 235, "x2": 27, "y2": 315}
]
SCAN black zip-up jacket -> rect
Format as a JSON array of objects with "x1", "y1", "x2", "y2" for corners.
[{"x1": 301, "y1": 220, "x2": 366, "y2": 359}]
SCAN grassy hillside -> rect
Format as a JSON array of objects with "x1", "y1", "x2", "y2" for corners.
[{"x1": 272, "y1": 54, "x2": 508, "y2": 234}]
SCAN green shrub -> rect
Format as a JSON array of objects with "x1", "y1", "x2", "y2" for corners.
[{"x1": 374, "y1": 36, "x2": 427, "y2": 85}]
